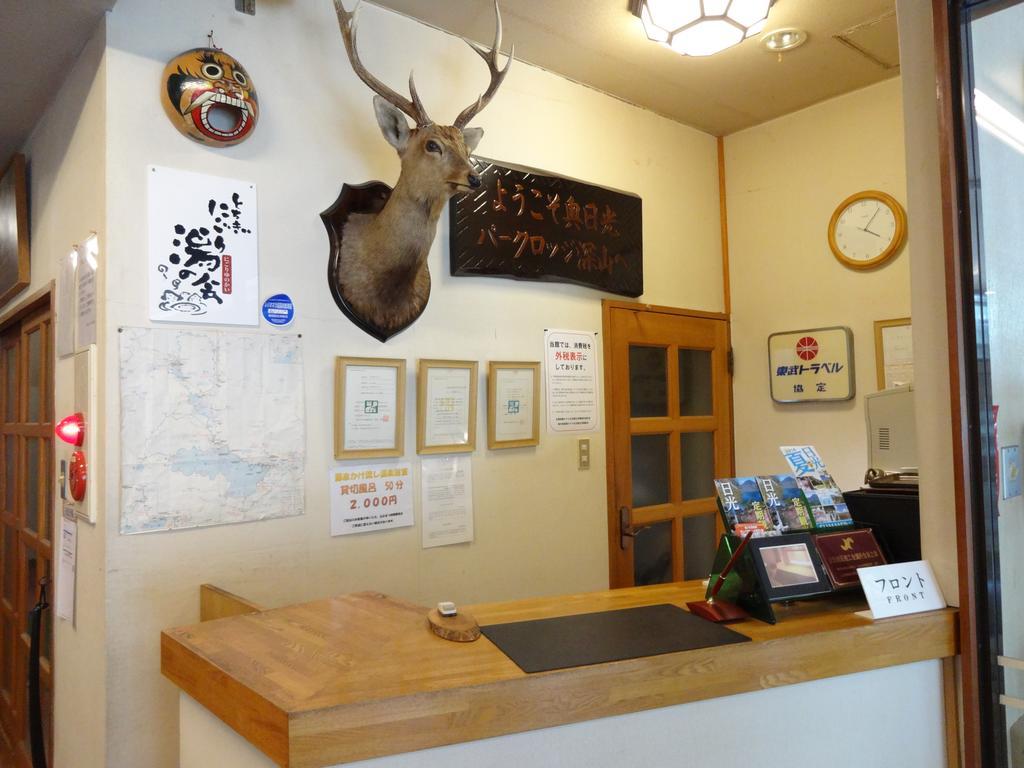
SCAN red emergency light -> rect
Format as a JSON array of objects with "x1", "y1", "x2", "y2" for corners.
[{"x1": 55, "y1": 413, "x2": 85, "y2": 447}]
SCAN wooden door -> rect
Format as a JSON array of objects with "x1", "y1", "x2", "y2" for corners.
[
  {"x1": 603, "y1": 301, "x2": 733, "y2": 588},
  {"x1": 0, "y1": 299, "x2": 54, "y2": 767}
]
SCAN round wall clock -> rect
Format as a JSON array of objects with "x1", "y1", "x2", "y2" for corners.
[{"x1": 827, "y1": 190, "x2": 907, "y2": 270}]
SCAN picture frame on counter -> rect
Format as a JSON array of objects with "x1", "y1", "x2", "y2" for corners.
[
  {"x1": 487, "y1": 361, "x2": 540, "y2": 450},
  {"x1": 417, "y1": 359, "x2": 478, "y2": 455},
  {"x1": 334, "y1": 356, "x2": 405, "y2": 460},
  {"x1": 747, "y1": 533, "x2": 833, "y2": 602}
]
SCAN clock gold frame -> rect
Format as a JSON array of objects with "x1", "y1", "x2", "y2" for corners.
[{"x1": 827, "y1": 190, "x2": 907, "y2": 270}]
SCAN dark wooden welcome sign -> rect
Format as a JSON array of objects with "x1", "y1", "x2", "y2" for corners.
[{"x1": 449, "y1": 159, "x2": 643, "y2": 297}]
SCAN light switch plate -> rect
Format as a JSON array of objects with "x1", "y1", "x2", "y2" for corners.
[
  {"x1": 1002, "y1": 445, "x2": 1021, "y2": 500},
  {"x1": 577, "y1": 438, "x2": 590, "y2": 470}
]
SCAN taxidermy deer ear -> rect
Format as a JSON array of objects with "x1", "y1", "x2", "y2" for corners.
[
  {"x1": 373, "y1": 95, "x2": 411, "y2": 152},
  {"x1": 461, "y1": 127, "x2": 484, "y2": 152}
]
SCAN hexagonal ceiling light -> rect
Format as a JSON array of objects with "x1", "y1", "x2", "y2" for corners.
[{"x1": 632, "y1": 0, "x2": 776, "y2": 57}]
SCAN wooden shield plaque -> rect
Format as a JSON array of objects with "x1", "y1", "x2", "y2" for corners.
[
  {"x1": 449, "y1": 158, "x2": 643, "y2": 297},
  {"x1": 0, "y1": 154, "x2": 30, "y2": 309},
  {"x1": 321, "y1": 180, "x2": 427, "y2": 343}
]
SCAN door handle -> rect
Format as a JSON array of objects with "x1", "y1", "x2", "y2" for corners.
[{"x1": 619, "y1": 506, "x2": 635, "y2": 550}]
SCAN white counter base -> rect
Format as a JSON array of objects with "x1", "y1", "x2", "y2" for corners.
[{"x1": 180, "y1": 659, "x2": 946, "y2": 768}]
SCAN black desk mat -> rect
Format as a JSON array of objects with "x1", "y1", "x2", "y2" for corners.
[{"x1": 481, "y1": 603, "x2": 750, "y2": 674}]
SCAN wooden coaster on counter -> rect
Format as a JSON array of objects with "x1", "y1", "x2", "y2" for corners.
[{"x1": 427, "y1": 609, "x2": 481, "y2": 642}]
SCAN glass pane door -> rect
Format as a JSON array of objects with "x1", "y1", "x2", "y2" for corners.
[
  {"x1": 961, "y1": 2, "x2": 1024, "y2": 764},
  {"x1": 605, "y1": 303, "x2": 732, "y2": 588}
]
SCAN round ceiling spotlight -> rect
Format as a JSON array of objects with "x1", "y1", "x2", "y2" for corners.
[
  {"x1": 761, "y1": 27, "x2": 808, "y2": 53},
  {"x1": 633, "y1": 0, "x2": 776, "y2": 57}
]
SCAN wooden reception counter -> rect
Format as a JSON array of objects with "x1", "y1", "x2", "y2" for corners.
[{"x1": 161, "y1": 582, "x2": 958, "y2": 768}]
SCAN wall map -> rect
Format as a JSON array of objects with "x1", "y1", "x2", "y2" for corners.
[{"x1": 449, "y1": 159, "x2": 643, "y2": 297}]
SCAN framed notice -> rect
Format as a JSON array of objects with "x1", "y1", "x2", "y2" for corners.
[
  {"x1": 335, "y1": 357, "x2": 405, "y2": 460},
  {"x1": 873, "y1": 317, "x2": 913, "y2": 389},
  {"x1": 488, "y1": 361, "x2": 540, "y2": 449},
  {"x1": 417, "y1": 359, "x2": 478, "y2": 455},
  {"x1": 768, "y1": 326, "x2": 854, "y2": 403}
]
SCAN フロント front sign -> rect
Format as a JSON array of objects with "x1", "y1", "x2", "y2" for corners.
[
  {"x1": 449, "y1": 159, "x2": 643, "y2": 297},
  {"x1": 768, "y1": 326, "x2": 854, "y2": 403}
]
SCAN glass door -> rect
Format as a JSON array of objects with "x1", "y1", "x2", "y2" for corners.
[
  {"x1": 956, "y1": 1, "x2": 1024, "y2": 765},
  {"x1": 603, "y1": 301, "x2": 732, "y2": 588}
]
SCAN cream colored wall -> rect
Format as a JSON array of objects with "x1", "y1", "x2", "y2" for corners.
[
  {"x1": 895, "y1": 0, "x2": 959, "y2": 605},
  {"x1": 100, "y1": 0, "x2": 722, "y2": 764},
  {"x1": 18, "y1": 21, "x2": 108, "y2": 768},
  {"x1": 725, "y1": 78, "x2": 911, "y2": 490}
]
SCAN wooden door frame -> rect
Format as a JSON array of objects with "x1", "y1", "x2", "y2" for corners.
[
  {"x1": 601, "y1": 299, "x2": 735, "y2": 588},
  {"x1": 0, "y1": 283, "x2": 54, "y2": 767},
  {"x1": 931, "y1": 0, "x2": 1018, "y2": 764}
]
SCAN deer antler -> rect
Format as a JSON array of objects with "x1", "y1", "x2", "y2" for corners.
[
  {"x1": 453, "y1": 0, "x2": 514, "y2": 129},
  {"x1": 334, "y1": 0, "x2": 433, "y2": 127}
]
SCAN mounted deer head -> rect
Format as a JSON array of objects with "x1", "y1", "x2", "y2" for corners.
[{"x1": 327, "y1": 0, "x2": 512, "y2": 340}]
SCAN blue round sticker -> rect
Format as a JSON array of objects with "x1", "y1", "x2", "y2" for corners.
[{"x1": 262, "y1": 294, "x2": 295, "y2": 327}]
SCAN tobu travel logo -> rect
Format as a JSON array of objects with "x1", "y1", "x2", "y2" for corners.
[{"x1": 795, "y1": 336, "x2": 819, "y2": 361}]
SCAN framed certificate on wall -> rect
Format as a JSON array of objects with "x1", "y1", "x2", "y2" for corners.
[
  {"x1": 417, "y1": 359, "x2": 478, "y2": 455},
  {"x1": 873, "y1": 317, "x2": 913, "y2": 390},
  {"x1": 334, "y1": 356, "x2": 405, "y2": 460},
  {"x1": 488, "y1": 361, "x2": 540, "y2": 449}
]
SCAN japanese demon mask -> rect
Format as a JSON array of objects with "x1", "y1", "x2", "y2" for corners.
[{"x1": 161, "y1": 48, "x2": 259, "y2": 147}]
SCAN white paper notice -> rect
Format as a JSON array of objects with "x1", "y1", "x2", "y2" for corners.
[
  {"x1": 75, "y1": 242, "x2": 97, "y2": 350},
  {"x1": 421, "y1": 456, "x2": 474, "y2": 548},
  {"x1": 147, "y1": 166, "x2": 259, "y2": 326},
  {"x1": 882, "y1": 324, "x2": 914, "y2": 388},
  {"x1": 330, "y1": 462, "x2": 413, "y2": 536},
  {"x1": 57, "y1": 513, "x2": 78, "y2": 624},
  {"x1": 544, "y1": 329, "x2": 599, "y2": 432},
  {"x1": 56, "y1": 250, "x2": 76, "y2": 358},
  {"x1": 857, "y1": 560, "x2": 946, "y2": 620},
  {"x1": 344, "y1": 365, "x2": 399, "y2": 451},
  {"x1": 494, "y1": 368, "x2": 535, "y2": 442},
  {"x1": 424, "y1": 367, "x2": 472, "y2": 447}
]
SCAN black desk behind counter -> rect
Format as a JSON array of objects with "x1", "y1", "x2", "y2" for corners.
[{"x1": 845, "y1": 488, "x2": 921, "y2": 562}]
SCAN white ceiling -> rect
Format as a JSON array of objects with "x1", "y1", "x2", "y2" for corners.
[
  {"x1": 370, "y1": 0, "x2": 901, "y2": 136},
  {"x1": 0, "y1": 0, "x2": 900, "y2": 165},
  {"x1": 0, "y1": 0, "x2": 117, "y2": 165}
]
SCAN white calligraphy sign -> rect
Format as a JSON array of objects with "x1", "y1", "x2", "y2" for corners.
[
  {"x1": 147, "y1": 165, "x2": 259, "y2": 325},
  {"x1": 329, "y1": 462, "x2": 413, "y2": 536},
  {"x1": 856, "y1": 560, "x2": 946, "y2": 620}
]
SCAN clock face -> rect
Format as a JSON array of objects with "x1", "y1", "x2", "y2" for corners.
[
  {"x1": 828, "y1": 191, "x2": 907, "y2": 269},
  {"x1": 834, "y1": 198, "x2": 898, "y2": 263}
]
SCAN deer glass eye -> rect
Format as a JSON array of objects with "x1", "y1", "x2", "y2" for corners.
[
  {"x1": 233, "y1": 70, "x2": 248, "y2": 87},
  {"x1": 201, "y1": 62, "x2": 224, "y2": 80},
  {"x1": 425, "y1": 140, "x2": 442, "y2": 155}
]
